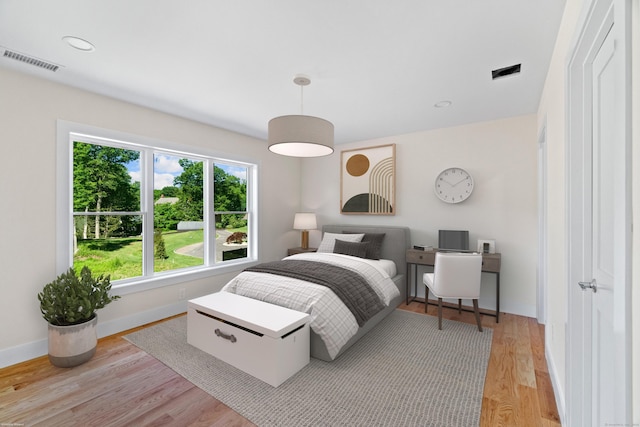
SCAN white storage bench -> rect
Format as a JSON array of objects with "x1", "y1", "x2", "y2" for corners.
[{"x1": 187, "y1": 291, "x2": 310, "y2": 387}]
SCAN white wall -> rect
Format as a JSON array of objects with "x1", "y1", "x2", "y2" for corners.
[
  {"x1": 301, "y1": 115, "x2": 539, "y2": 317},
  {"x1": 0, "y1": 67, "x2": 303, "y2": 367}
]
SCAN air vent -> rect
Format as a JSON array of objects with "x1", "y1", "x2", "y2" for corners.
[
  {"x1": 2, "y1": 49, "x2": 60, "y2": 72},
  {"x1": 492, "y1": 63, "x2": 521, "y2": 80}
]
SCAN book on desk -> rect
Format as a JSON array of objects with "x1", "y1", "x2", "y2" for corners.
[{"x1": 413, "y1": 245, "x2": 433, "y2": 251}]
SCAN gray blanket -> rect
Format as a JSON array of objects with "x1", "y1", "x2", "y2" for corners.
[{"x1": 245, "y1": 260, "x2": 385, "y2": 327}]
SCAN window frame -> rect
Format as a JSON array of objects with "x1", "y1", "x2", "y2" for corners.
[{"x1": 57, "y1": 120, "x2": 259, "y2": 296}]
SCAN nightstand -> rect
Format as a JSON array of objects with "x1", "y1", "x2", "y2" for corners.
[{"x1": 287, "y1": 247, "x2": 318, "y2": 256}]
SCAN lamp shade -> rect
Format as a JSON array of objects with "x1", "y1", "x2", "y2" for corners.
[
  {"x1": 293, "y1": 213, "x2": 317, "y2": 230},
  {"x1": 268, "y1": 115, "x2": 334, "y2": 157}
]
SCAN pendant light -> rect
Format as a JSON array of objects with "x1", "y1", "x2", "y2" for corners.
[{"x1": 268, "y1": 75, "x2": 334, "y2": 157}]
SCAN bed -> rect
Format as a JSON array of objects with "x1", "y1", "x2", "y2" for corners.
[{"x1": 221, "y1": 224, "x2": 411, "y2": 361}]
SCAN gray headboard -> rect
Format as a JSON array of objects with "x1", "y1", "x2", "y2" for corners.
[{"x1": 321, "y1": 224, "x2": 411, "y2": 278}]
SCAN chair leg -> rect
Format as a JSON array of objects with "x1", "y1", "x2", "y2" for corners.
[
  {"x1": 458, "y1": 298, "x2": 462, "y2": 314},
  {"x1": 437, "y1": 298, "x2": 443, "y2": 330},
  {"x1": 425, "y1": 288, "x2": 429, "y2": 314},
  {"x1": 472, "y1": 299, "x2": 483, "y2": 332}
]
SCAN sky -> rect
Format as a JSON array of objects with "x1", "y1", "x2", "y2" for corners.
[{"x1": 127, "y1": 154, "x2": 247, "y2": 190}]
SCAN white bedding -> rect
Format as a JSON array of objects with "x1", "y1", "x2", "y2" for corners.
[{"x1": 221, "y1": 252, "x2": 400, "y2": 359}]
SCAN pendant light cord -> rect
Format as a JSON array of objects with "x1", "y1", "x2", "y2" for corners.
[{"x1": 293, "y1": 74, "x2": 311, "y2": 115}]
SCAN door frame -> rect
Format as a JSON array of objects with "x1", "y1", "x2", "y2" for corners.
[
  {"x1": 537, "y1": 120, "x2": 547, "y2": 324},
  {"x1": 565, "y1": 0, "x2": 632, "y2": 425}
]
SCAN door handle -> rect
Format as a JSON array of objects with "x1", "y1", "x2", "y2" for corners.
[{"x1": 578, "y1": 279, "x2": 598, "y2": 293}]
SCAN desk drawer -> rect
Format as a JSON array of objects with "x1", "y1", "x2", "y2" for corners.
[
  {"x1": 481, "y1": 255, "x2": 501, "y2": 272},
  {"x1": 406, "y1": 250, "x2": 435, "y2": 265}
]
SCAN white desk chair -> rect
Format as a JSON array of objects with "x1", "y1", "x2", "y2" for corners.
[{"x1": 423, "y1": 252, "x2": 483, "y2": 332}]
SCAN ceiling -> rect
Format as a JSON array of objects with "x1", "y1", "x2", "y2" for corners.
[{"x1": 0, "y1": 0, "x2": 566, "y2": 145}]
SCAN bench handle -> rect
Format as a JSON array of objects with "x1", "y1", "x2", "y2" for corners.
[{"x1": 215, "y1": 328, "x2": 237, "y2": 343}]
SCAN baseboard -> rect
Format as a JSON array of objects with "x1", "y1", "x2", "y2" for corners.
[
  {"x1": 415, "y1": 287, "x2": 536, "y2": 318},
  {"x1": 545, "y1": 333, "x2": 566, "y2": 426},
  {"x1": 0, "y1": 300, "x2": 187, "y2": 369},
  {"x1": 0, "y1": 339, "x2": 49, "y2": 370},
  {"x1": 497, "y1": 300, "x2": 536, "y2": 318},
  {"x1": 96, "y1": 300, "x2": 188, "y2": 338}
]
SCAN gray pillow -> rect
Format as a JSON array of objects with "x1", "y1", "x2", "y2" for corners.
[
  {"x1": 317, "y1": 232, "x2": 364, "y2": 253},
  {"x1": 343, "y1": 232, "x2": 386, "y2": 259},
  {"x1": 333, "y1": 239, "x2": 369, "y2": 259}
]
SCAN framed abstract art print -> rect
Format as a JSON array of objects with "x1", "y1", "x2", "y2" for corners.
[{"x1": 340, "y1": 144, "x2": 395, "y2": 215}]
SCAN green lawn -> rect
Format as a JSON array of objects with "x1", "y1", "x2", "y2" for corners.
[
  {"x1": 154, "y1": 230, "x2": 204, "y2": 272},
  {"x1": 74, "y1": 230, "x2": 204, "y2": 281}
]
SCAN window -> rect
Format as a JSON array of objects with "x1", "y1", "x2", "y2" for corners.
[
  {"x1": 57, "y1": 122, "x2": 257, "y2": 294},
  {"x1": 152, "y1": 153, "x2": 205, "y2": 274}
]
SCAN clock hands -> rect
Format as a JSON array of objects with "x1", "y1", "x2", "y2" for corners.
[
  {"x1": 440, "y1": 176, "x2": 469, "y2": 187},
  {"x1": 450, "y1": 176, "x2": 470, "y2": 187}
]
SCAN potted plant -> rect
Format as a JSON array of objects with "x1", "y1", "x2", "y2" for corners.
[{"x1": 37, "y1": 266, "x2": 120, "y2": 368}]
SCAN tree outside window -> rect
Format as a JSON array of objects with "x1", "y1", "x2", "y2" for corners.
[{"x1": 71, "y1": 138, "x2": 253, "y2": 282}]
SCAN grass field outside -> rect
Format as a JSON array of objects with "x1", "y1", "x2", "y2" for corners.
[
  {"x1": 74, "y1": 230, "x2": 204, "y2": 281},
  {"x1": 73, "y1": 227, "x2": 247, "y2": 281}
]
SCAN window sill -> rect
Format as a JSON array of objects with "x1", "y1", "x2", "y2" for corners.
[{"x1": 110, "y1": 258, "x2": 259, "y2": 297}]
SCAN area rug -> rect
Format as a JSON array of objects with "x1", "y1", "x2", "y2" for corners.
[{"x1": 124, "y1": 309, "x2": 492, "y2": 427}]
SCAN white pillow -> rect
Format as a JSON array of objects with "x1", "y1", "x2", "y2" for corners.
[{"x1": 317, "y1": 232, "x2": 365, "y2": 253}]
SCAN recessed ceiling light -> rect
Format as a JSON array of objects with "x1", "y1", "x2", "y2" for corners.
[
  {"x1": 434, "y1": 100, "x2": 452, "y2": 108},
  {"x1": 62, "y1": 36, "x2": 95, "y2": 52}
]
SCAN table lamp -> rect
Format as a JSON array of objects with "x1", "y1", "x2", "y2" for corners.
[{"x1": 293, "y1": 213, "x2": 317, "y2": 249}]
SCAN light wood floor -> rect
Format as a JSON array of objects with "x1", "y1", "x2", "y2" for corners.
[{"x1": 0, "y1": 303, "x2": 560, "y2": 426}]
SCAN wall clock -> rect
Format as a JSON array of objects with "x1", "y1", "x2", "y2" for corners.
[{"x1": 434, "y1": 167, "x2": 474, "y2": 203}]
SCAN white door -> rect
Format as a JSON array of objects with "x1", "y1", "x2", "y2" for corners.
[
  {"x1": 567, "y1": 0, "x2": 631, "y2": 425},
  {"x1": 588, "y1": 16, "x2": 629, "y2": 424}
]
